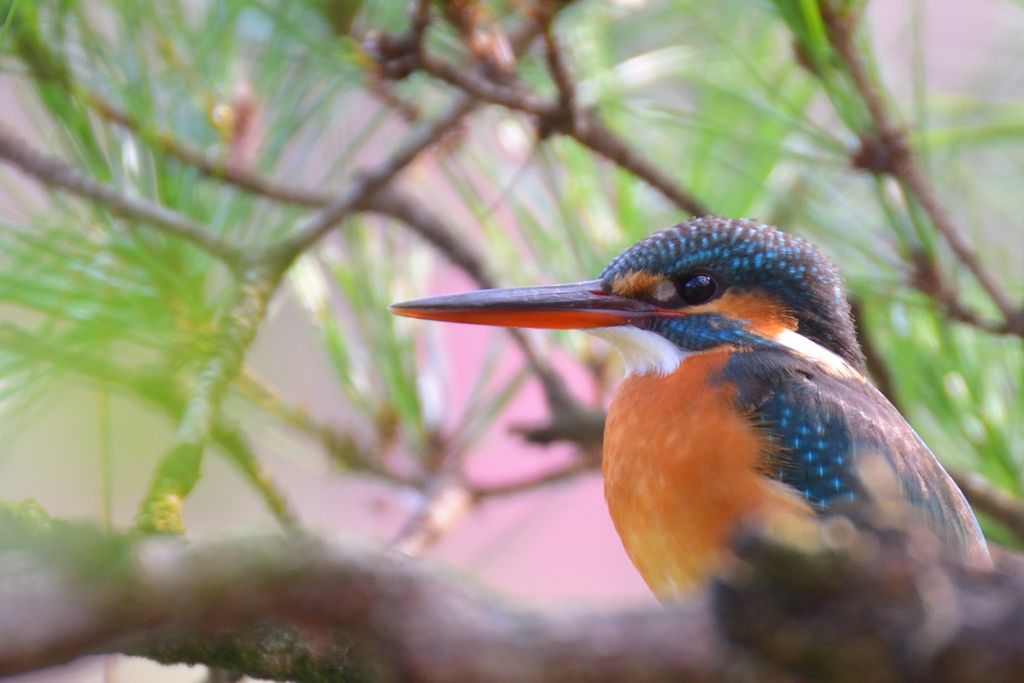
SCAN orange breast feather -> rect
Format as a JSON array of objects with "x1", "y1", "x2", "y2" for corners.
[{"x1": 603, "y1": 350, "x2": 812, "y2": 598}]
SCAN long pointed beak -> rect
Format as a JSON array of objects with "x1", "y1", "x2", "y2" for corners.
[{"x1": 389, "y1": 280, "x2": 656, "y2": 329}]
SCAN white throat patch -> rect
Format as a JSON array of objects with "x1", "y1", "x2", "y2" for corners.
[
  {"x1": 589, "y1": 327, "x2": 689, "y2": 377},
  {"x1": 587, "y1": 326, "x2": 860, "y2": 380}
]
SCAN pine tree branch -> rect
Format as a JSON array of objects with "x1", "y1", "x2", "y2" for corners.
[
  {"x1": 0, "y1": 123, "x2": 243, "y2": 267},
  {"x1": 268, "y1": 93, "x2": 478, "y2": 265},
  {"x1": 136, "y1": 265, "x2": 279, "y2": 534},
  {"x1": 0, "y1": 505, "x2": 1023, "y2": 682},
  {"x1": 822, "y1": 6, "x2": 1023, "y2": 335},
  {"x1": 0, "y1": 517, "x2": 725, "y2": 682},
  {"x1": 415, "y1": 52, "x2": 709, "y2": 217}
]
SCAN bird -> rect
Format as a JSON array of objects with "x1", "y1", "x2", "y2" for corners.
[{"x1": 389, "y1": 216, "x2": 989, "y2": 598}]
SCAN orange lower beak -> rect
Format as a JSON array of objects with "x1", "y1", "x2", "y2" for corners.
[{"x1": 389, "y1": 280, "x2": 655, "y2": 329}]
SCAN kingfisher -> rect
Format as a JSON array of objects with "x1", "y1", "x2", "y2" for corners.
[{"x1": 390, "y1": 217, "x2": 989, "y2": 598}]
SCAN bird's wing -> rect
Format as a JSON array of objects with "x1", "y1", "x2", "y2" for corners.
[{"x1": 721, "y1": 349, "x2": 988, "y2": 564}]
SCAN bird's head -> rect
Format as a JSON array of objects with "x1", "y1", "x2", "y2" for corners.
[{"x1": 391, "y1": 217, "x2": 864, "y2": 376}]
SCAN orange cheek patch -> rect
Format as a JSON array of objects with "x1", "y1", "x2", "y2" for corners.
[
  {"x1": 693, "y1": 290, "x2": 797, "y2": 337},
  {"x1": 610, "y1": 270, "x2": 668, "y2": 298}
]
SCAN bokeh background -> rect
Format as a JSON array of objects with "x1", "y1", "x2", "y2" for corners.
[{"x1": 1, "y1": 0, "x2": 1023, "y2": 680}]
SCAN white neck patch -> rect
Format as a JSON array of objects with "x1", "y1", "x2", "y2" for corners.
[
  {"x1": 587, "y1": 326, "x2": 861, "y2": 380},
  {"x1": 774, "y1": 329, "x2": 861, "y2": 380},
  {"x1": 589, "y1": 326, "x2": 689, "y2": 377}
]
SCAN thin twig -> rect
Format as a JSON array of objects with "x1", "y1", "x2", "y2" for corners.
[
  {"x1": 471, "y1": 458, "x2": 599, "y2": 500},
  {"x1": 269, "y1": 94, "x2": 479, "y2": 265},
  {"x1": 541, "y1": 8, "x2": 579, "y2": 132},
  {"x1": 369, "y1": 187, "x2": 495, "y2": 285},
  {"x1": 570, "y1": 120, "x2": 708, "y2": 217},
  {"x1": 0, "y1": 123, "x2": 243, "y2": 268},
  {"x1": 417, "y1": 52, "x2": 709, "y2": 217},
  {"x1": 210, "y1": 422, "x2": 298, "y2": 531},
  {"x1": 910, "y1": 251, "x2": 1017, "y2": 334},
  {"x1": 273, "y1": 18, "x2": 544, "y2": 265},
  {"x1": 88, "y1": 91, "x2": 330, "y2": 207},
  {"x1": 268, "y1": 12, "x2": 548, "y2": 266},
  {"x1": 420, "y1": 52, "x2": 555, "y2": 116}
]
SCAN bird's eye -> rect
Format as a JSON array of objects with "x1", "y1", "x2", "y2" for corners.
[{"x1": 678, "y1": 274, "x2": 717, "y2": 305}]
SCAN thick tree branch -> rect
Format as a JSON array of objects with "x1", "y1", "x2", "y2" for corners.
[
  {"x1": 1, "y1": 505, "x2": 1024, "y2": 682},
  {"x1": 0, "y1": 509, "x2": 724, "y2": 682}
]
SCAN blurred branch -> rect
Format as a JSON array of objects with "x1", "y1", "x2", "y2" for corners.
[
  {"x1": 365, "y1": 74, "x2": 421, "y2": 123},
  {"x1": 420, "y1": 52, "x2": 554, "y2": 115},
  {"x1": 0, "y1": 514, "x2": 723, "y2": 682},
  {"x1": 3, "y1": 505, "x2": 1024, "y2": 682},
  {"x1": 952, "y1": 470, "x2": 1024, "y2": 547},
  {"x1": 136, "y1": 266, "x2": 279, "y2": 534},
  {"x1": 541, "y1": 9, "x2": 579, "y2": 131},
  {"x1": 911, "y1": 253, "x2": 1017, "y2": 335},
  {"x1": 511, "y1": 405, "x2": 606, "y2": 449},
  {"x1": 89, "y1": 91, "x2": 331, "y2": 208},
  {"x1": 391, "y1": 471, "x2": 472, "y2": 557},
  {"x1": 822, "y1": 5, "x2": 1023, "y2": 336},
  {"x1": 471, "y1": 456, "x2": 600, "y2": 500},
  {"x1": 0, "y1": 124, "x2": 243, "y2": 267}
]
